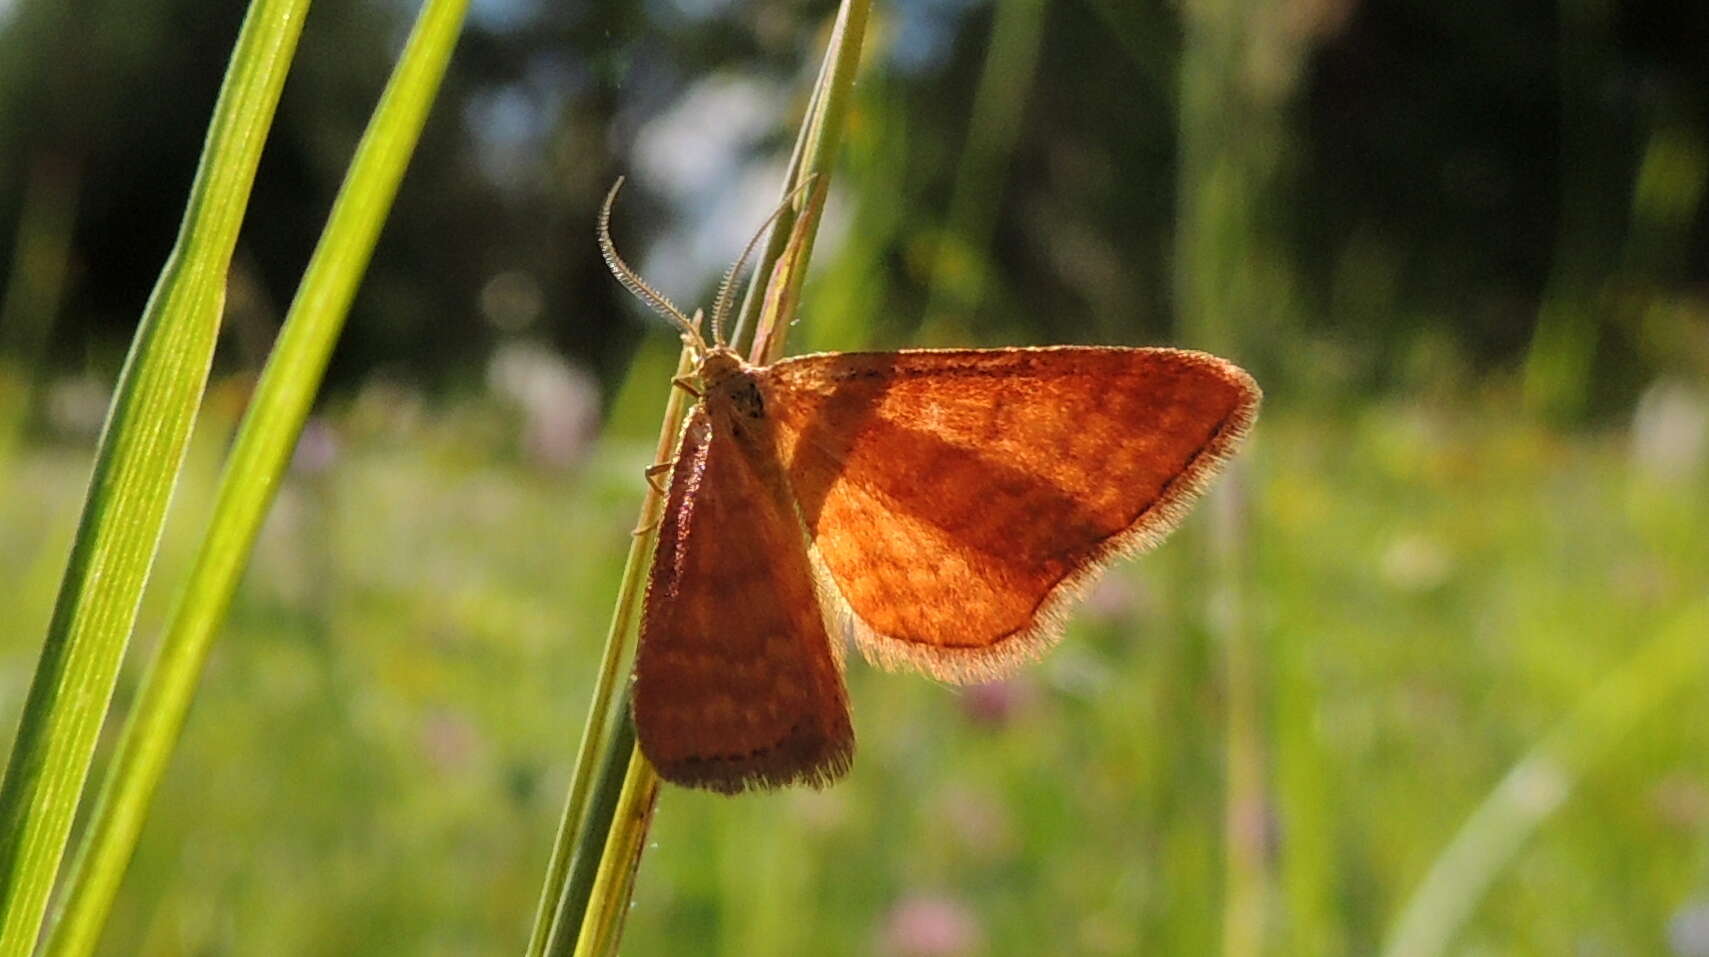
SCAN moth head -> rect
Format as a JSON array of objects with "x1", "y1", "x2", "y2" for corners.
[{"x1": 696, "y1": 347, "x2": 751, "y2": 392}]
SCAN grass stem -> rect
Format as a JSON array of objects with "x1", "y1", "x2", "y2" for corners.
[
  {"x1": 1382, "y1": 598, "x2": 1709, "y2": 957},
  {"x1": 40, "y1": 2, "x2": 469, "y2": 952},
  {"x1": 0, "y1": 3, "x2": 310, "y2": 950},
  {"x1": 527, "y1": 349, "x2": 695, "y2": 956},
  {"x1": 534, "y1": 3, "x2": 870, "y2": 953}
]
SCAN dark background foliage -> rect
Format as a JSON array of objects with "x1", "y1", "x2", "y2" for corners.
[{"x1": 3, "y1": 0, "x2": 1703, "y2": 408}]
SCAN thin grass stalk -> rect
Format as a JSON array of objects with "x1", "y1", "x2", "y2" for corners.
[
  {"x1": 1212, "y1": 464, "x2": 1265, "y2": 957},
  {"x1": 917, "y1": 0, "x2": 1046, "y2": 342},
  {"x1": 0, "y1": 155, "x2": 80, "y2": 461},
  {"x1": 527, "y1": 348, "x2": 696, "y2": 957},
  {"x1": 730, "y1": 0, "x2": 869, "y2": 360},
  {"x1": 552, "y1": 5, "x2": 870, "y2": 955},
  {"x1": 1520, "y1": 0, "x2": 1617, "y2": 419},
  {"x1": 725, "y1": 49, "x2": 826, "y2": 354},
  {"x1": 548, "y1": 686, "x2": 640, "y2": 951},
  {"x1": 41, "y1": 3, "x2": 469, "y2": 951},
  {"x1": 744, "y1": 1, "x2": 869, "y2": 366},
  {"x1": 1381, "y1": 598, "x2": 1709, "y2": 957},
  {"x1": 0, "y1": 3, "x2": 310, "y2": 951},
  {"x1": 565, "y1": 720, "x2": 661, "y2": 957},
  {"x1": 1175, "y1": 0, "x2": 1318, "y2": 949},
  {"x1": 1271, "y1": 617, "x2": 1336, "y2": 955}
]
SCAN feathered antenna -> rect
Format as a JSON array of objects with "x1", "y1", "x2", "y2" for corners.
[
  {"x1": 599, "y1": 177, "x2": 709, "y2": 356},
  {"x1": 708, "y1": 174, "x2": 819, "y2": 349}
]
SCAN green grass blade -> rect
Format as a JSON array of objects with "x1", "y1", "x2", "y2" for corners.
[
  {"x1": 568, "y1": 724, "x2": 661, "y2": 957},
  {"x1": 729, "y1": 0, "x2": 870, "y2": 360},
  {"x1": 529, "y1": 5, "x2": 873, "y2": 955},
  {"x1": 548, "y1": 687, "x2": 641, "y2": 953},
  {"x1": 40, "y1": 2, "x2": 470, "y2": 953},
  {"x1": 1381, "y1": 598, "x2": 1709, "y2": 957},
  {"x1": 917, "y1": 0, "x2": 1046, "y2": 343},
  {"x1": 744, "y1": 0, "x2": 870, "y2": 366},
  {"x1": 0, "y1": 156, "x2": 81, "y2": 461},
  {"x1": 0, "y1": 2, "x2": 310, "y2": 951},
  {"x1": 527, "y1": 347, "x2": 697, "y2": 957}
]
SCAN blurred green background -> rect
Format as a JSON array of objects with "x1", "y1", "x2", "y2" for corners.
[{"x1": 2, "y1": 0, "x2": 1707, "y2": 953}]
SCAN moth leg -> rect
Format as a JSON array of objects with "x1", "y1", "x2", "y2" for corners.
[
  {"x1": 632, "y1": 460, "x2": 677, "y2": 535},
  {"x1": 671, "y1": 376, "x2": 703, "y2": 398},
  {"x1": 643, "y1": 459, "x2": 675, "y2": 494}
]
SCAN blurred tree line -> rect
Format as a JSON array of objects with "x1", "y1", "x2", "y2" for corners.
[{"x1": 0, "y1": 0, "x2": 1704, "y2": 416}]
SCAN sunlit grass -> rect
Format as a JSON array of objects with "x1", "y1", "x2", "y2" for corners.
[
  {"x1": 0, "y1": 2, "x2": 310, "y2": 950},
  {"x1": 41, "y1": 1, "x2": 469, "y2": 952},
  {"x1": 530, "y1": 2, "x2": 870, "y2": 952}
]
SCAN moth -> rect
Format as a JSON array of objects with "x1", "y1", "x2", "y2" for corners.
[{"x1": 601, "y1": 181, "x2": 1260, "y2": 794}]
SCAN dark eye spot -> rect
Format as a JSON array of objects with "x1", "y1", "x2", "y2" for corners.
[{"x1": 741, "y1": 382, "x2": 765, "y2": 419}]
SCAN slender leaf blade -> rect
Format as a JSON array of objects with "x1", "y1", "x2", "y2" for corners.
[
  {"x1": 41, "y1": 2, "x2": 471, "y2": 953},
  {"x1": 0, "y1": 1, "x2": 312, "y2": 952}
]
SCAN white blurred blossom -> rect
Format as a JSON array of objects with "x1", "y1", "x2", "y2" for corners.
[
  {"x1": 487, "y1": 341, "x2": 600, "y2": 469},
  {"x1": 1632, "y1": 378, "x2": 1708, "y2": 484}
]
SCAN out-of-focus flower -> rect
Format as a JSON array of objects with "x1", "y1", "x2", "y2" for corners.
[
  {"x1": 486, "y1": 341, "x2": 600, "y2": 470},
  {"x1": 1670, "y1": 898, "x2": 1709, "y2": 957},
  {"x1": 1380, "y1": 532, "x2": 1453, "y2": 592},
  {"x1": 878, "y1": 893, "x2": 984, "y2": 957},
  {"x1": 478, "y1": 269, "x2": 545, "y2": 333},
  {"x1": 1632, "y1": 378, "x2": 1708, "y2": 484},
  {"x1": 935, "y1": 786, "x2": 1015, "y2": 861},
  {"x1": 45, "y1": 374, "x2": 110, "y2": 438},
  {"x1": 1083, "y1": 573, "x2": 1148, "y2": 625},
  {"x1": 419, "y1": 708, "x2": 483, "y2": 775},
  {"x1": 350, "y1": 376, "x2": 424, "y2": 438},
  {"x1": 958, "y1": 677, "x2": 1036, "y2": 730},
  {"x1": 1652, "y1": 774, "x2": 1709, "y2": 830},
  {"x1": 290, "y1": 417, "x2": 341, "y2": 476}
]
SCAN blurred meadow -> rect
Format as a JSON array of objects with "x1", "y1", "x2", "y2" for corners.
[{"x1": 2, "y1": 0, "x2": 1708, "y2": 954}]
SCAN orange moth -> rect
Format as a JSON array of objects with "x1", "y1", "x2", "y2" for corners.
[{"x1": 601, "y1": 181, "x2": 1259, "y2": 793}]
